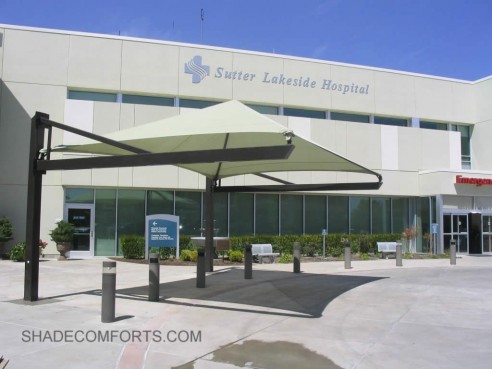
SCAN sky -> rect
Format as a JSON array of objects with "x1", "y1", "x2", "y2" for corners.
[{"x1": 0, "y1": 0, "x2": 491, "y2": 81}]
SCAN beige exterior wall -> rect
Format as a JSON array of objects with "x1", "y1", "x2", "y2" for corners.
[{"x1": 0, "y1": 24, "x2": 491, "y2": 247}]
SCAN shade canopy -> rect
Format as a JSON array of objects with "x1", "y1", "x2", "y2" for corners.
[{"x1": 55, "y1": 100, "x2": 381, "y2": 184}]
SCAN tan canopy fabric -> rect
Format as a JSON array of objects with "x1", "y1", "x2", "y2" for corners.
[{"x1": 55, "y1": 100, "x2": 380, "y2": 183}]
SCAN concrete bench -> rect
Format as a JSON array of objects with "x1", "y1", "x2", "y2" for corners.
[
  {"x1": 377, "y1": 242, "x2": 397, "y2": 259},
  {"x1": 251, "y1": 244, "x2": 280, "y2": 264}
]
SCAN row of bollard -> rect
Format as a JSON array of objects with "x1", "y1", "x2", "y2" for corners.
[{"x1": 101, "y1": 239, "x2": 459, "y2": 323}]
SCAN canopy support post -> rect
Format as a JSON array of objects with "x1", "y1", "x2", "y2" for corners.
[
  {"x1": 24, "y1": 112, "x2": 48, "y2": 302},
  {"x1": 204, "y1": 178, "x2": 215, "y2": 273}
]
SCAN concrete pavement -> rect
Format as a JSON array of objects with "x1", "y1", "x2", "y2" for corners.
[{"x1": 0, "y1": 255, "x2": 491, "y2": 368}]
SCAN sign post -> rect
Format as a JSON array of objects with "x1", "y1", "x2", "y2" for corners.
[
  {"x1": 321, "y1": 229, "x2": 327, "y2": 257},
  {"x1": 431, "y1": 223, "x2": 438, "y2": 255},
  {"x1": 145, "y1": 214, "x2": 180, "y2": 260}
]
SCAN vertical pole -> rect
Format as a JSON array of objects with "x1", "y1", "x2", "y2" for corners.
[
  {"x1": 244, "y1": 244, "x2": 252, "y2": 279},
  {"x1": 101, "y1": 261, "x2": 116, "y2": 323},
  {"x1": 344, "y1": 240, "x2": 351, "y2": 269},
  {"x1": 450, "y1": 239, "x2": 456, "y2": 265},
  {"x1": 396, "y1": 242, "x2": 403, "y2": 267},
  {"x1": 322, "y1": 233, "x2": 326, "y2": 258},
  {"x1": 293, "y1": 242, "x2": 301, "y2": 273},
  {"x1": 149, "y1": 253, "x2": 160, "y2": 301},
  {"x1": 204, "y1": 178, "x2": 214, "y2": 273},
  {"x1": 196, "y1": 247, "x2": 205, "y2": 288},
  {"x1": 24, "y1": 112, "x2": 48, "y2": 302}
]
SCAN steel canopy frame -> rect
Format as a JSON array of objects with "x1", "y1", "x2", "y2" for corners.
[{"x1": 24, "y1": 111, "x2": 382, "y2": 301}]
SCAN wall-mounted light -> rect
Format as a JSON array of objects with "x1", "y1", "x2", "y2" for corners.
[{"x1": 283, "y1": 130, "x2": 294, "y2": 144}]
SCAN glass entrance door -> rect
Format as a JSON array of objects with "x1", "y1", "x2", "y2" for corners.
[
  {"x1": 482, "y1": 215, "x2": 492, "y2": 254},
  {"x1": 65, "y1": 204, "x2": 94, "y2": 258},
  {"x1": 443, "y1": 214, "x2": 468, "y2": 253}
]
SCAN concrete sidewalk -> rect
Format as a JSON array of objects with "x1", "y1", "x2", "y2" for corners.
[{"x1": 0, "y1": 255, "x2": 491, "y2": 368}]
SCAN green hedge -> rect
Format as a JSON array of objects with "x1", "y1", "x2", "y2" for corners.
[
  {"x1": 121, "y1": 233, "x2": 402, "y2": 259},
  {"x1": 229, "y1": 234, "x2": 402, "y2": 257},
  {"x1": 120, "y1": 235, "x2": 145, "y2": 259},
  {"x1": 121, "y1": 234, "x2": 194, "y2": 259}
]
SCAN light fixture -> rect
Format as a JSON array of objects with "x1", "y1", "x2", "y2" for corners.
[{"x1": 283, "y1": 130, "x2": 294, "y2": 144}]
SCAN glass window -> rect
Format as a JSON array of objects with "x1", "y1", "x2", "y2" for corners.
[
  {"x1": 147, "y1": 190, "x2": 174, "y2": 215},
  {"x1": 283, "y1": 107, "x2": 326, "y2": 119},
  {"x1": 328, "y1": 196, "x2": 348, "y2": 233},
  {"x1": 179, "y1": 99, "x2": 219, "y2": 109},
  {"x1": 305, "y1": 195, "x2": 327, "y2": 234},
  {"x1": 420, "y1": 120, "x2": 447, "y2": 131},
  {"x1": 331, "y1": 112, "x2": 370, "y2": 123},
  {"x1": 213, "y1": 192, "x2": 228, "y2": 237},
  {"x1": 230, "y1": 193, "x2": 254, "y2": 236},
  {"x1": 174, "y1": 191, "x2": 202, "y2": 236},
  {"x1": 68, "y1": 90, "x2": 117, "y2": 102},
  {"x1": 117, "y1": 190, "x2": 145, "y2": 255},
  {"x1": 452, "y1": 124, "x2": 471, "y2": 168},
  {"x1": 94, "y1": 189, "x2": 117, "y2": 256},
  {"x1": 350, "y1": 196, "x2": 370, "y2": 234},
  {"x1": 280, "y1": 194, "x2": 303, "y2": 234},
  {"x1": 374, "y1": 116, "x2": 408, "y2": 127},
  {"x1": 255, "y1": 194, "x2": 279, "y2": 235},
  {"x1": 65, "y1": 188, "x2": 94, "y2": 204},
  {"x1": 417, "y1": 197, "x2": 431, "y2": 253},
  {"x1": 372, "y1": 197, "x2": 391, "y2": 234},
  {"x1": 246, "y1": 104, "x2": 279, "y2": 115},
  {"x1": 122, "y1": 94, "x2": 174, "y2": 107},
  {"x1": 392, "y1": 198, "x2": 409, "y2": 234}
]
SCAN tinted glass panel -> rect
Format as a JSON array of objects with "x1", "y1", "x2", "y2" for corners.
[
  {"x1": 213, "y1": 192, "x2": 228, "y2": 237},
  {"x1": 372, "y1": 197, "x2": 391, "y2": 233},
  {"x1": 65, "y1": 188, "x2": 94, "y2": 204},
  {"x1": 175, "y1": 191, "x2": 202, "y2": 236},
  {"x1": 392, "y1": 198, "x2": 409, "y2": 234},
  {"x1": 283, "y1": 107, "x2": 326, "y2": 119},
  {"x1": 350, "y1": 196, "x2": 370, "y2": 234},
  {"x1": 305, "y1": 195, "x2": 327, "y2": 234},
  {"x1": 147, "y1": 190, "x2": 174, "y2": 215},
  {"x1": 68, "y1": 90, "x2": 117, "y2": 102},
  {"x1": 420, "y1": 121, "x2": 447, "y2": 131},
  {"x1": 230, "y1": 193, "x2": 254, "y2": 236},
  {"x1": 280, "y1": 195, "x2": 303, "y2": 234},
  {"x1": 179, "y1": 99, "x2": 219, "y2": 109},
  {"x1": 95, "y1": 189, "x2": 116, "y2": 256},
  {"x1": 374, "y1": 116, "x2": 408, "y2": 127},
  {"x1": 117, "y1": 190, "x2": 145, "y2": 255},
  {"x1": 328, "y1": 196, "x2": 348, "y2": 233},
  {"x1": 246, "y1": 104, "x2": 279, "y2": 115},
  {"x1": 331, "y1": 112, "x2": 370, "y2": 123},
  {"x1": 122, "y1": 94, "x2": 174, "y2": 106},
  {"x1": 255, "y1": 194, "x2": 279, "y2": 235}
]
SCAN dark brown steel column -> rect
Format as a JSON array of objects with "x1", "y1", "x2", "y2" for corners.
[
  {"x1": 204, "y1": 178, "x2": 214, "y2": 273},
  {"x1": 24, "y1": 112, "x2": 48, "y2": 301}
]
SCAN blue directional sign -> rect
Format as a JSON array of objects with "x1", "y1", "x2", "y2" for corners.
[{"x1": 146, "y1": 214, "x2": 180, "y2": 248}]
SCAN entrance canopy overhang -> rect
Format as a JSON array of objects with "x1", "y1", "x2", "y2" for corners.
[{"x1": 51, "y1": 100, "x2": 382, "y2": 191}]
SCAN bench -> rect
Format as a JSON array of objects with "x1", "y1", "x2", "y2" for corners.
[
  {"x1": 251, "y1": 244, "x2": 280, "y2": 264},
  {"x1": 377, "y1": 242, "x2": 397, "y2": 259}
]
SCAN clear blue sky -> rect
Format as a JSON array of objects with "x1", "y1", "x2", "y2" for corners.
[{"x1": 1, "y1": 0, "x2": 491, "y2": 81}]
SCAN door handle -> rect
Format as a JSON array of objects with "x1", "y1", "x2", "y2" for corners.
[{"x1": 90, "y1": 231, "x2": 94, "y2": 238}]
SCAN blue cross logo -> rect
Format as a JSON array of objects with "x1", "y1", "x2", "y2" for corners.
[{"x1": 184, "y1": 55, "x2": 210, "y2": 84}]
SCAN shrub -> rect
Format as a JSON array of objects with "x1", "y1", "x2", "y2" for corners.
[
  {"x1": 120, "y1": 235, "x2": 145, "y2": 259},
  {"x1": 49, "y1": 220, "x2": 75, "y2": 243},
  {"x1": 180, "y1": 249, "x2": 197, "y2": 262},
  {"x1": 0, "y1": 217, "x2": 14, "y2": 242},
  {"x1": 228, "y1": 250, "x2": 243, "y2": 262},
  {"x1": 10, "y1": 242, "x2": 26, "y2": 262},
  {"x1": 278, "y1": 253, "x2": 293, "y2": 264}
]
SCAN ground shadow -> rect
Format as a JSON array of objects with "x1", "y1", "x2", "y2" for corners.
[{"x1": 116, "y1": 268, "x2": 385, "y2": 318}]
